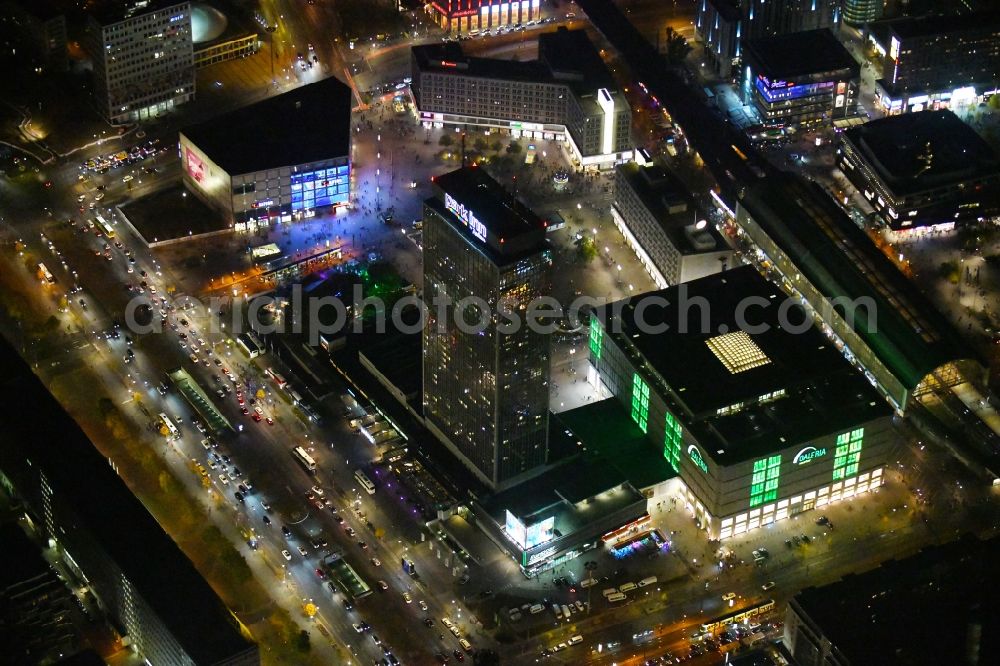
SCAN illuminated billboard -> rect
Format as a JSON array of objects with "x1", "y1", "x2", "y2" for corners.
[
  {"x1": 185, "y1": 148, "x2": 205, "y2": 183},
  {"x1": 445, "y1": 192, "x2": 488, "y2": 242},
  {"x1": 504, "y1": 510, "x2": 554, "y2": 550},
  {"x1": 756, "y1": 77, "x2": 835, "y2": 103},
  {"x1": 290, "y1": 165, "x2": 350, "y2": 211}
]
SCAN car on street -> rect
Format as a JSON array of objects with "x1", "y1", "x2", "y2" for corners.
[
  {"x1": 762, "y1": 581, "x2": 776, "y2": 591},
  {"x1": 281, "y1": 549, "x2": 292, "y2": 560},
  {"x1": 371, "y1": 557, "x2": 381, "y2": 567},
  {"x1": 377, "y1": 580, "x2": 388, "y2": 591},
  {"x1": 297, "y1": 546, "x2": 309, "y2": 556},
  {"x1": 403, "y1": 592, "x2": 412, "y2": 604}
]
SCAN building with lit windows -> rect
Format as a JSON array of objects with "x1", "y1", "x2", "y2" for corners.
[
  {"x1": 732, "y1": 174, "x2": 999, "y2": 478},
  {"x1": 838, "y1": 110, "x2": 1000, "y2": 231},
  {"x1": 785, "y1": 535, "x2": 1000, "y2": 665},
  {"x1": 422, "y1": 167, "x2": 553, "y2": 490},
  {"x1": 411, "y1": 28, "x2": 632, "y2": 169},
  {"x1": 587, "y1": 266, "x2": 896, "y2": 540},
  {"x1": 612, "y1": 162, "x2": 733, "y2": 288},
  {"x1": 0, "y1": 0, "x2": 67, "y2": 71},
  {"x1": 179, "y1": 75, "x2": 352, "y2": 229},
  {"x1": 0, "y1": 339, "x2": 259, "y2": 666},
  {"x1": 426, "y1": 0, "x2": 540, "y2": 33},
  {"x1": 695, "y1": 0, "x2": 842, "y2": 78},
  {"x1": 843, "y1": 0, "x2": 883, "y2": 27},
  {"x1": 741, "y1": 29, "x2": 860, "y2": 126},
  {"x1": 474, "y1": 454, "x2": 648, "y2": 577},
  {"x1": 866, "y1": 10, "x2": 1000, "y2": 114},
  {"x1": 84, "y1": 1, "x2": 195, "y2": 125}
]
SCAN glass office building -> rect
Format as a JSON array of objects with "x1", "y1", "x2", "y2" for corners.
[{"x1": 422, "y1": 167, "x2": 553, "y2": 490}]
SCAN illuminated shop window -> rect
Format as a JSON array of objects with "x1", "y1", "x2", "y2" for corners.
[
  {"x1": 589, "y1": 320, "x2": 603, "y2": 360},
  {"x1": 631, "y1": 373, "x2": 649, "y2": 433},
  {"x1": 290, "y1": 164, "x2": 350, "y2": 211},
  {"x1": 833, "y1": 427, "x2": 864, "y2": 481},
  {"x1": 750, "y1": 454, "x2": 781, "y2": 507},
  {"x1": 663, "y1": 411, "x2": 682, "y2": 472}
]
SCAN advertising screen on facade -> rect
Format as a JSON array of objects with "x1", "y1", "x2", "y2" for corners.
[
  {"x1": 185, "y1": 148, "x2": 205, "y2": 183},
  {"x1": 505, "y1": 510, "x2": 554, "y2": 550}
]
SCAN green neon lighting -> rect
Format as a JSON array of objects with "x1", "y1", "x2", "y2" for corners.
[
  {"x1": 750, "y1": 454, "x2": 781, "y2": 507},
  {"x1": 833, "y1": 427, "x2": 864, "y2": 481},
  {"x1": 631, "y1": 373, "x2": 649, "y2": 433},
  {"x1": 663, "y1": 411, "x2": 682, "y2": 472},
  {"x1": 589, "y1": 320, "x2": 604, "y2": 360}
]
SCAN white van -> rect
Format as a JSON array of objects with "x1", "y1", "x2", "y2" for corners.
[
  {"x1": 638, "y1": 576, "x2": 658, "y2": 588},
  {"x1": 619, "y1": 582, "x2": 637, "y2": 593},
  {"x1": 602, "y1": 588, "x2": 619, "y2": 597},
  {"x1": 552, "y1": 604, "x2": 563, "y2": 619},
  {"x1": 561, "y1": 604, "x2": 571, "y2": 618},
  {"x1": 568, "y1": 635, "x2": 583, "y2": 646},
  {"x1": 529, "y1": 603, "x2": 545, "y2": 615},
  {"x1": 459, "y1": 638, "x2": 473, "y2": 652},
  {"x1": 607, "y1": 592, "x2": 627, "y2": 602},
  {"x1": 580, "y1": 578, "x2": 597, "y2": 588}
]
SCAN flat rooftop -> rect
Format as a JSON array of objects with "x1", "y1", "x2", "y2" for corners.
[
  {"x1": 793, "y1": 534, "x2": 1000, "y2": 664},
  {"x1": 119, "y1": 184, "x2": 230, "y2": 245},
  {"x1": 883, "y1": 9, "x2": 1000, "y2": 40},
  {"x1": 89, "y1": 0, "x2": 187, "y2": 26},
  {"x1": 181, "y1": 75, "x2": 353, "y2": 175},
  {"x1": 430, "y1": 166, "x2": 548, "y2": 259},
  {"x1": 842, "y1": 110, "x2": 1000, "y2": 196},
  {"x1": 743, "y1": 29, "x2": 858, "y2": 80},
  {"x1": 480, "y1": 456, "x2": 645, "y2": 539},
  {"x1": 554, "y1": 399, "x2": 676, "y2": 490},
  {"x1": 616, "y1": 162, "x2": 727, "y2": 256},
  {"x1": 413, "y1": 27, "x2": 615, "y2": 96},
  {"x1": 739, "y1": 173, "x2": 976, "y2": 391},
  {"x1": 0, "y1": 522, "x2": 50, "y2": 590},
  {"x1": 0, "y1": 340, "x2": 255, "y2": 664},
  {"x1": 595, "y1": 265, "x2": 890, "y2": 464},
  {"x1": 537, "y1": 27, "x2": 615, "y2": 91}
]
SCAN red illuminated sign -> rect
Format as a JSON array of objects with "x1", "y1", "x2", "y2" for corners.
[{"x1": 440, "y1": 60, "x2": 458, "y2": 67}]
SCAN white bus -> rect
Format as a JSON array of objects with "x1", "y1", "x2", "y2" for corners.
[
  {"x1": 354, "y1": 469, "x2": 375, "y2": 495},
  {"x1": 95, "y1": 214, "x2": 115, "y2": 239},
  {"x1": 292, "y1": 446, "x2": 317, "y2": 472},
  {"x1": 37, "y1": 263, "x2": 56, "y2": 284},
  {"x1": 158, "y1": 413, "x2": 178, "y2": 437}
]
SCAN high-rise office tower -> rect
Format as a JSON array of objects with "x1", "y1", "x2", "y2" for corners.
[
  {"x1": 85, "y1": 1, "x2": 195, "y2": 125},
  {"x1": 844, "y1": 0, "x2": 884, "y2": 26},
  {"x1": 422, "y1": 167, "x2": 553, "y2": 490}
]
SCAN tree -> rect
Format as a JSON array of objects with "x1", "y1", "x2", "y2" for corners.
[
  {"x1": 506, "y1": 141, "x2": 521, "y2": 154},
  {"x1": 439, "y1": 134, "x2": 453, "y2": 147},
  {"x1": 577, "y1": 236, "x2": 598, "y2": 263},
  {"x1": 473, "y1": 137, "x2": 488, "y2": 152},
  {"x1": 296, "y1": 629, "x2": 311, "y2": 653},
  {"x1": 663, "y1": 27, "x2": 692, "y2": 66},
  {"x1": 490, "y1": 140, "x2": 503, "y2": 153},
  {"x1": 989, "y1": 94, "x2": 1000, "y2": 111}
]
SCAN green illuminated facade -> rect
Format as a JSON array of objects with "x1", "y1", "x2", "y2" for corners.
[
  {"x1": 631, "y1": 373, "x2": 649, "y2": 433},
  {"x1": 750, "y1": 454, "x2": 781, "y2": 507},
  {"x1": 833, "y1": 428, "x2": 864, "y2": 481},
  {"x1": 589, "y1": 321, "x2": 603, "y2": 359},
  {"x1": 663, "y1": 411, "x2": 682, "y2": 472}
]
